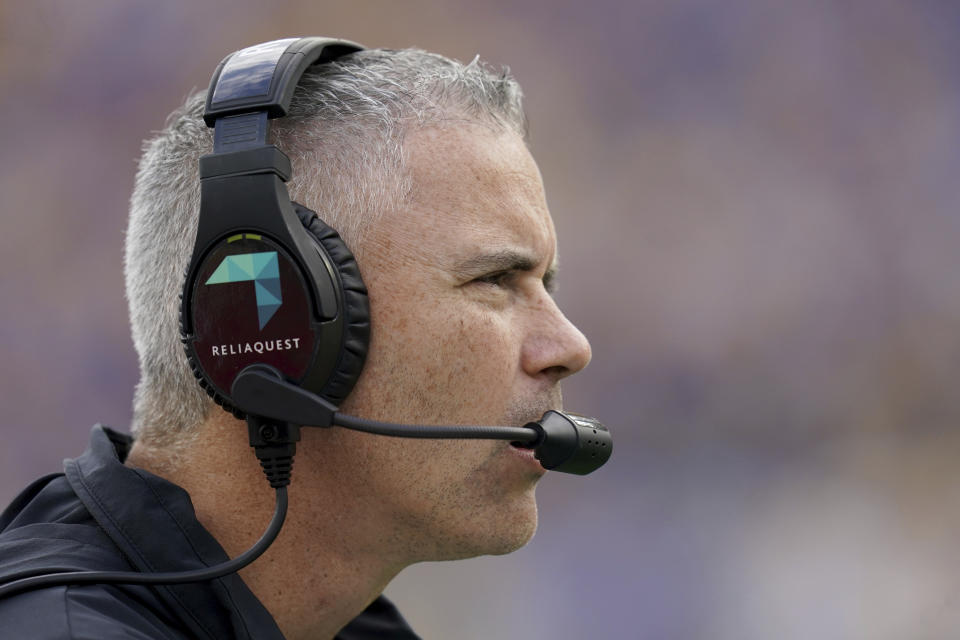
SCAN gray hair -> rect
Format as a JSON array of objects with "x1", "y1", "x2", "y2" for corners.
[{"x1": 124, "y1": 47, "x2": 528, "y2": 448}]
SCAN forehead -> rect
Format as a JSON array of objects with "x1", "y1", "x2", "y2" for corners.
[{"x1": 392, "y1": 124, "x2": 557, "y2": 265}]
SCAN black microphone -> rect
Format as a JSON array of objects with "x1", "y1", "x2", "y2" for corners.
[{"x1": 231, "y1": 365, "x2": 612, "y2": 475}]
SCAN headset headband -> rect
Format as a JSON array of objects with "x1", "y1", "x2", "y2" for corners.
[
  {"x1": 204, "y1": 37, "x2": 364, "y2": 124},
  {"x1": 201, "y1": 37, "x2": 362, "y2": 158}
]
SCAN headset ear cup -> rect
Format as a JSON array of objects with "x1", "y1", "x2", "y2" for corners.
[{"x1": 292, "y1": 202, "x2": 370, "y2": 405}]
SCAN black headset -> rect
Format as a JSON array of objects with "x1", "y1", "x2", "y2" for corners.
[
  {"x1": 0, "y1": 37, "x2": 611, "y2": 600},
  {"x1": 181, "y1": 37, "x2": 370, "y2": 418},
  {"x1": 178, "y1": 36, "x2": 611, "y2": 483}
]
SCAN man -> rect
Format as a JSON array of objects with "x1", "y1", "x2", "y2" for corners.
[{"x1": 0, "y1": 43, "x2": 591, "y2": 639}]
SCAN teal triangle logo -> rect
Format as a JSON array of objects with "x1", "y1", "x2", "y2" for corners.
[{"x1": 205, "y1": 252, "x2": 282, "y2": 330}]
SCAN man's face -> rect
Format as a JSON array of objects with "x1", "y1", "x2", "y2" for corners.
[{"x1": 326, "y1": 123, "x2": 591, "y2": 562}]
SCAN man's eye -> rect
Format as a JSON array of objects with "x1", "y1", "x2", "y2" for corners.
[{"x1": 473, "y1": 271, "x2": 512, "y2": 287}]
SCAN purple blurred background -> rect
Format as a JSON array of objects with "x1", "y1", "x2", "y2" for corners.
[{"x1": 3, "y1": 1, "x2": 960, "y2": 637}]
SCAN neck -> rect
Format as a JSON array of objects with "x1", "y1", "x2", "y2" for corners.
[{"x1": 126, "y1": 416, "x2": 408, "y2": 640}]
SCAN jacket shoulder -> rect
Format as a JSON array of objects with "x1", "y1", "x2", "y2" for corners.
[
  {"x1": 0, "y1": 583, "x2": 188, "y2": 639},
  {"x1": 0, "y1": 474, "x2": 188, "y2": 639}
]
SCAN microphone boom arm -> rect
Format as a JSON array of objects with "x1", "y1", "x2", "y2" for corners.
[{"x1": 231, "y1": 365, "x2": 612, "y2": 475}]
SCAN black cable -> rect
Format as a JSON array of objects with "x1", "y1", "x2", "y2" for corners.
[
  {"x1": 0, "y1": 487, "x2": 288, "y2": 600},
  {"x1": 332, "y1": 413, "x2": 540, "y2": 444}
]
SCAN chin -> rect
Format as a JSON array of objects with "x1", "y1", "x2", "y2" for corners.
[
  {"x1": 485, "y1": 511, "x2": 539, "y2": 556},
  {"x1": 480, "y1": 466, "x2": 543, "y2": 556},
  {"x1": 437, "y1": 490, "x2": 541, "y2": 561}
]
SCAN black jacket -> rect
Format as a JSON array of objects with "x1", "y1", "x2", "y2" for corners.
[{"x1": 0, "y1": 426, "x2": 420, "y2": 639}]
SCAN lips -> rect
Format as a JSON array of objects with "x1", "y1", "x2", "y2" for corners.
[
  {"x1": 503, "y1": 406, "x2": 558, "y2": 466},
  {"x1": 507, "y1": 440, "x2": 546, "y2": 474}
]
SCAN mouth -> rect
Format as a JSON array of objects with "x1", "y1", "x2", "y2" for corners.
[
  {"x1": 507, "y1": 408, "x2": 552, "y2": 448},
  {"x1": 505, "y1": 414, "x2": 550, "y2": 474},
  {"x1": 508, "y1": 442, "x2": 547, "y2": 474},
  {"x1": 500, "y1": 404, "x2": 560, "y2": 470}
]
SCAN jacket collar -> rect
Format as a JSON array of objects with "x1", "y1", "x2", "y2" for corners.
[{"x1": 64, "y1": 425, "x2": 284, "y2": 640}]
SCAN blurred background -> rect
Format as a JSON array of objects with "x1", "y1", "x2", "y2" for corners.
[{"x1": 2, "y1": 1, "x2": 960, "y2": 638}]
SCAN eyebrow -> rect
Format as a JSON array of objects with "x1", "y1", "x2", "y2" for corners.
[{"x1": 453, "y1": 249, "x2": 559, "y2": 293}]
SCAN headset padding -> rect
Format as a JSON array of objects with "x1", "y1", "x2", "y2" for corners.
[{"x1": 292, "y1": 202, "x2": 370, "y2": 405}]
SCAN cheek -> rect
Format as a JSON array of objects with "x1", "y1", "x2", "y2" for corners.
[
  {"x1": 355, "y1": 287, "x2": 519, "y2": 423},
  {"x1": 460, "y1": 311, "x2": 515, "y2": 370},
  {"x1": 446, "y1": 309, "x2": 516, "y2": 397}
]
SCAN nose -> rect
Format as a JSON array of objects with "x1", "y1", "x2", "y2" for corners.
[{"x1": 521, "y1": 295, "x2": 592, "y2": 383}]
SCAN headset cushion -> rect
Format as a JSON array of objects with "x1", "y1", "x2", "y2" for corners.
[{"x1": 293, "y1": 202, "x2": 370, "y2": 405}]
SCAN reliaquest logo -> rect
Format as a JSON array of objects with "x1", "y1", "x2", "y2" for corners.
[{"x1": 205, "y1": 251, "x2": 281, "y2": 330}]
